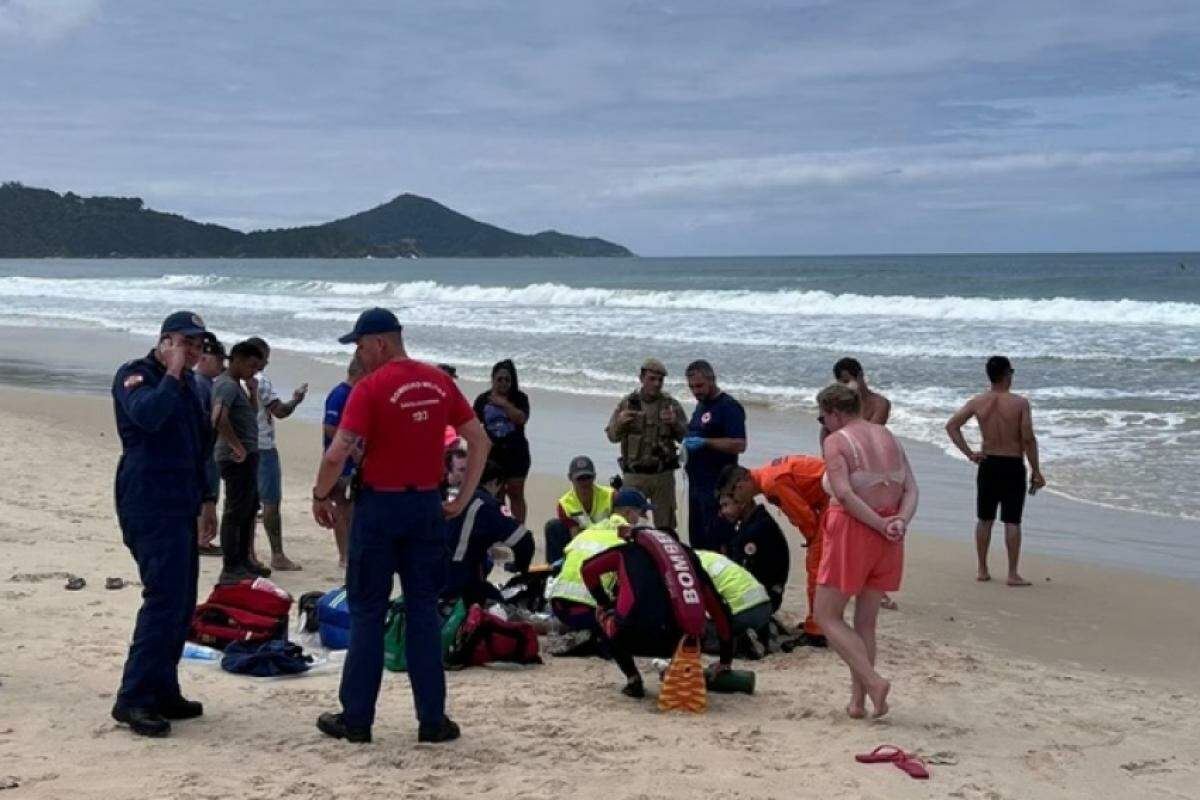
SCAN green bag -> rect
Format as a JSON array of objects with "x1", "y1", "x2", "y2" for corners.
[{"x1": 384, "y1": 598, "x2": 467, "y2": 673}]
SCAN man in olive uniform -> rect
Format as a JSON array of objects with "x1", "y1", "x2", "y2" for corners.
[
  {"x1": 110, "y1": 311, "x2": 214, "y2": 737},
  {"x1": 605, "y1": 358, "x2": 687, "y2": 532}
]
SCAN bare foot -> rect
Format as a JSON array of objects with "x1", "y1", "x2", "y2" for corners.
[
  {"x1": 1007, "y1": 574, "x2": 1031, "y2": 587},
  {"x1": 880, "y1": 594, "x2": 899, "y2": 611},
  {"x1": 848, "y1": 680, "x2": 867, "y2": 718},
  {"x1": 868, "y1": 679, "x2": 891, "y2": 719},
  {"x1": 271, "y1": 555, "x2": 303, "y2": 571},
  {"x1": 976, "y1": 572, "x2": 992, "y2": 582}
]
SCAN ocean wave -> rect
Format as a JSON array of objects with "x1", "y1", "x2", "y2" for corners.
[{"x1": 2, "y1": 274, "x2": 1200, "y2": 328}]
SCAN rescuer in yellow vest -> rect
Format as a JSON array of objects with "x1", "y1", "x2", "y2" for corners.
[{"x1": 543, "y1": 455, "x2": 614, "y2": 563}]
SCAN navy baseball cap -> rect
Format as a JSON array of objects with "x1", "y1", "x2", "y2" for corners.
[
  {"x1": 613, "y1": 489, "x2": 654, "y2": 511},
  {"x1": 338, "y1": 307, "x2": 403, "y2": 344},
  {"x1": 568, "y1": 455, "x2": 596, "y2": 479},
  {"x1": 160, "y1": 311, "x2": 207, "y2": 337}
]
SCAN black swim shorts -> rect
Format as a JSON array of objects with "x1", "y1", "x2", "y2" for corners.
[{"x1": 976, "y1": 455, "x2": 1026, "y2": 524}]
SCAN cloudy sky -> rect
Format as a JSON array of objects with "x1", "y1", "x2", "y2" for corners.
[{"x1": 2, "y1": 0, "x2": 1198, "y2": 255}]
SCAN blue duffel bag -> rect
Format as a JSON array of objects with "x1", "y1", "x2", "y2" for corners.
[{"x1": 317, "y1": 587, "x2": 352, "y2": 650}]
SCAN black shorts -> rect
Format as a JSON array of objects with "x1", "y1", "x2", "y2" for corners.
[
  {"x1": 976, "y1": 455, "x2": 1026, "y2": 524},
  {"x1": 491, "y1": 442, "x2": 532, "y2": 481}
]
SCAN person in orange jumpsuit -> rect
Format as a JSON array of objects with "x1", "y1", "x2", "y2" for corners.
[{"x1": 718, "y1": 455, "x2": 829, "y2": 646}]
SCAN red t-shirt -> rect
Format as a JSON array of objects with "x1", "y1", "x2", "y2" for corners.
[{"x1": 339, "y1": 359, "x2": 474, "y2": 490}]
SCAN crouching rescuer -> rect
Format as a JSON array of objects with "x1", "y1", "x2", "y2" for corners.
[{"x1": 580, "y1": 527, "x2": 733, "y2": 710}]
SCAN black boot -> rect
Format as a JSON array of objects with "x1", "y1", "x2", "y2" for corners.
[
  {"x1": 157, "y1": 696, "x2": 204, "y2": 720},
  {"x1": 112, "y1": 704, "x2": 171, "y2": 737},
  {"x1": 417, "y1": 717, "x2": 461, "y2": 743},
  {"x1": 317, "y1": 712, "x2": 372, "y2": 743}
]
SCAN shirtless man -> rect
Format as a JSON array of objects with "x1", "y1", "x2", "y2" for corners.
[
  {"x1": 834, "y1": 358, "x2": 890, "y2": 424},
  {"x1": 945, "y1": 356, "x2": 1045, "y2": 586}
]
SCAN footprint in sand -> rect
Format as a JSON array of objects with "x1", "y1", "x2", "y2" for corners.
[
  {"x1": 8, "y1": 571, "x2": 73, "y2": 583},
  {"x1": 950, "y1": 783, "x2": 1008, "y2": 800},
  {"x1": 1120, "y1": 757, "x2": 1175, "y2": 776}
]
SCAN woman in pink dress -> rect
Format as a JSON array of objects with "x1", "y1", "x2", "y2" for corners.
[{"x1": 813, "y1": 383, "x2": 918, "y2": 719}]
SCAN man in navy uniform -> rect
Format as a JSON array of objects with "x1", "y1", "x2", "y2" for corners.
[
  {"x1": 312, "y1": 307, "x2": 490, "y2": 745},
  {"x1": 111, "y1": 311, "x2": 215, "y2": 737}
]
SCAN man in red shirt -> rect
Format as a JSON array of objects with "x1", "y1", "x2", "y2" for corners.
[{"x1": 311, "y1": 308, "x2": 490, "y2": 745}]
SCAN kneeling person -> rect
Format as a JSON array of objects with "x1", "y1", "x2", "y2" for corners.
[
  {"x1": 696, "y1": 550, "x2": 772, "y2": 651},
  {"x1": 443, "y1": 461, "x2": 535, "y2": 606},
  {"x1": 717, "y1": 491, "x2": 790, "y2": 613},
  {"x1": 545, "y1": 489, "x2": 650, "y2": 632},
  {"x1": 581, "y1": 527, "x2": 734, "y2": 698},
  {"x1": 719, "y1": 456, "x2": 828, "y2": 645},
  {"x1": 544, "y1": 455, "x2": 613, "y2": 564}
]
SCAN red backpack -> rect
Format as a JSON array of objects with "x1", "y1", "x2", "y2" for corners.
[
  {"x1": 189, "y1": 603, "x2": 287, "y2": 649},
  {"x1": 448, "y1": 605, "x2": 541, "y2": 668},
  {"x1": 189, "y1": 578, "x2": 293, "y2": 650},
  {"x1": 207, "y1": 578, "x2": 293, "y2": 619}
]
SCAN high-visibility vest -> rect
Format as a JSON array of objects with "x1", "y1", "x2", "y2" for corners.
[
  {"x1": 697, "y1": 550, "x2": 770, "y2": 615},
  {"x1": 546, "y1": 526, "x2": 623, "y2": 607},
  {"x1": 558, "y1": 485, "x2": 614, "y2": 529}
]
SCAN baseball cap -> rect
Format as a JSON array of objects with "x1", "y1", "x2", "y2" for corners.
[
  {"x1": 640, "y1": 357, "x2": 667, "y2": 376},
  {"x1": 613, "y1": 489, "x2": 654, "y2": 511},
  {"x1": 201, "y1": 332, "x2": 226, "y2": 358},
  {"x1": 338, "y1": 307, "x2": 404, "y2": 344},
  {"x1": 160, "y1": 311, "x2": 207, "y2": 337},
  {"x1": 568, "y1": 455, "x2": 596, "y2": 480}
]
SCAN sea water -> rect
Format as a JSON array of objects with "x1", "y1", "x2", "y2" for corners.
[{"x1": 1, "y1": 253, "x2": 1196, "y2": 520}]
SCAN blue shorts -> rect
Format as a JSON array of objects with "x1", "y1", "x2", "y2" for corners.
[{"x1": 257, "y1": 447, "x2": 282, "y2": 505}]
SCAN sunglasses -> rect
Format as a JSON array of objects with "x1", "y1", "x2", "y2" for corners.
[{"x1": 817, "y1": 415, "x2": 826, "y2": 426}]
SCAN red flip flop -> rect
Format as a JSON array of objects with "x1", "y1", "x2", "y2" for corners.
[
  {"x1": 855, "y1": 746, "x2": 931, "y2": 780},
  {"x1": 855, "y1": 745, "x2": 905, "y2": 764},
  {"x1": 894, "y1": 754, "x2": 930, "y2": 780}
]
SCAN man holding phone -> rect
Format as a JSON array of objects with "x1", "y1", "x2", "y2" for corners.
[
  {"x1": 245, "y1": 337, "x2": 308, "y2": 572},
  {"x1": 605, "y1": 358, "x2": 688, "y2": 533},
  {"x1": 111, "y1": 311, "x2": 213, "y2": 737}
]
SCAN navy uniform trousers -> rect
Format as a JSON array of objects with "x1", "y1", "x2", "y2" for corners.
[
  {"x1": 117, "y1": 514, "x2": 200, "y2": 709},
  {"x1": 339, "y1": 488, "x2": 447, "y2": 730}
]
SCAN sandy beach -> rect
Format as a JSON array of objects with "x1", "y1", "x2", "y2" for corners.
[{"x1": 2, "y1": 364, "x2": 1199, "y2": 798}]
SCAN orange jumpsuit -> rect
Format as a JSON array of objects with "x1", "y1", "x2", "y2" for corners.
[{"x1": 749, "y1": 455, "x2": 828, "y2": 636}]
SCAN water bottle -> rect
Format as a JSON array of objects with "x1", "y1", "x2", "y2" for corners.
[{"x1": 182, "y1": 642, "x2": 221, "y2": 661}]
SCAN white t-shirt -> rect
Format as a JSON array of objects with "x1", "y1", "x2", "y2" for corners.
[{"x1": 256, "y1": 372, "x2": 280, "y2": 451}]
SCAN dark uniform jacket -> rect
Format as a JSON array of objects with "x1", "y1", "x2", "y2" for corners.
[{"x1": 112, "y1": 351, "x2": 213, "y2": 519}]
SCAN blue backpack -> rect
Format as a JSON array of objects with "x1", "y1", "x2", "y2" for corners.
[{"x1": 317, "y1": 588, "x2": 352, "y2": 650}]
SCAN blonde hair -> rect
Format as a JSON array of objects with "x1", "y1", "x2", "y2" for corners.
[{"x1": 817, "y1": 383, "x2": 862, "y2": 416}]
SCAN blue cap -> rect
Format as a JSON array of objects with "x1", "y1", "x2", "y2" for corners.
[
  {"x1": 613, "y1": 489, "x2": 654, "y2": 512},
  {"x1": 160, "y1": 310, "x2": 207, "y2": 337},
  {"x1": 338, "y1": 307, "x2": 403, "y2": 344}
]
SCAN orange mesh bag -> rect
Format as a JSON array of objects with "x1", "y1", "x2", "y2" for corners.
[{"x1": 657, "y1": 635, "x2": 707, "y2": 713}]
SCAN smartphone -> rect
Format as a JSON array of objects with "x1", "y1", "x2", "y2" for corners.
[{"x1": 627, "y1": 395, "x2": 642, "y2": 411}]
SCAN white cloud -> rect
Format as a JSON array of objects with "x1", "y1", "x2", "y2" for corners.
[
  {"x1": 0, "y1": 0, "x2": 100, "y2": 42},
  {"x1": 608, "y1": 147, "x2": 1200, "y2": 199}
]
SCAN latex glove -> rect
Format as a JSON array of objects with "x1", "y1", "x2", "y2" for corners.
[{"x1": 683, "y1": 436, "x2": 706, "y2": 452}]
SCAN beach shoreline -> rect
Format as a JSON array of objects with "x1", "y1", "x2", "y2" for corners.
[{"x1": 4, "y1": 322, "x2": 1197, "y2": 581}]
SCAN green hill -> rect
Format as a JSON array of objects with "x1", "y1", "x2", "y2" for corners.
[{"x1": 0, "y1": 182, "x2": 633, "y2": 258}]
